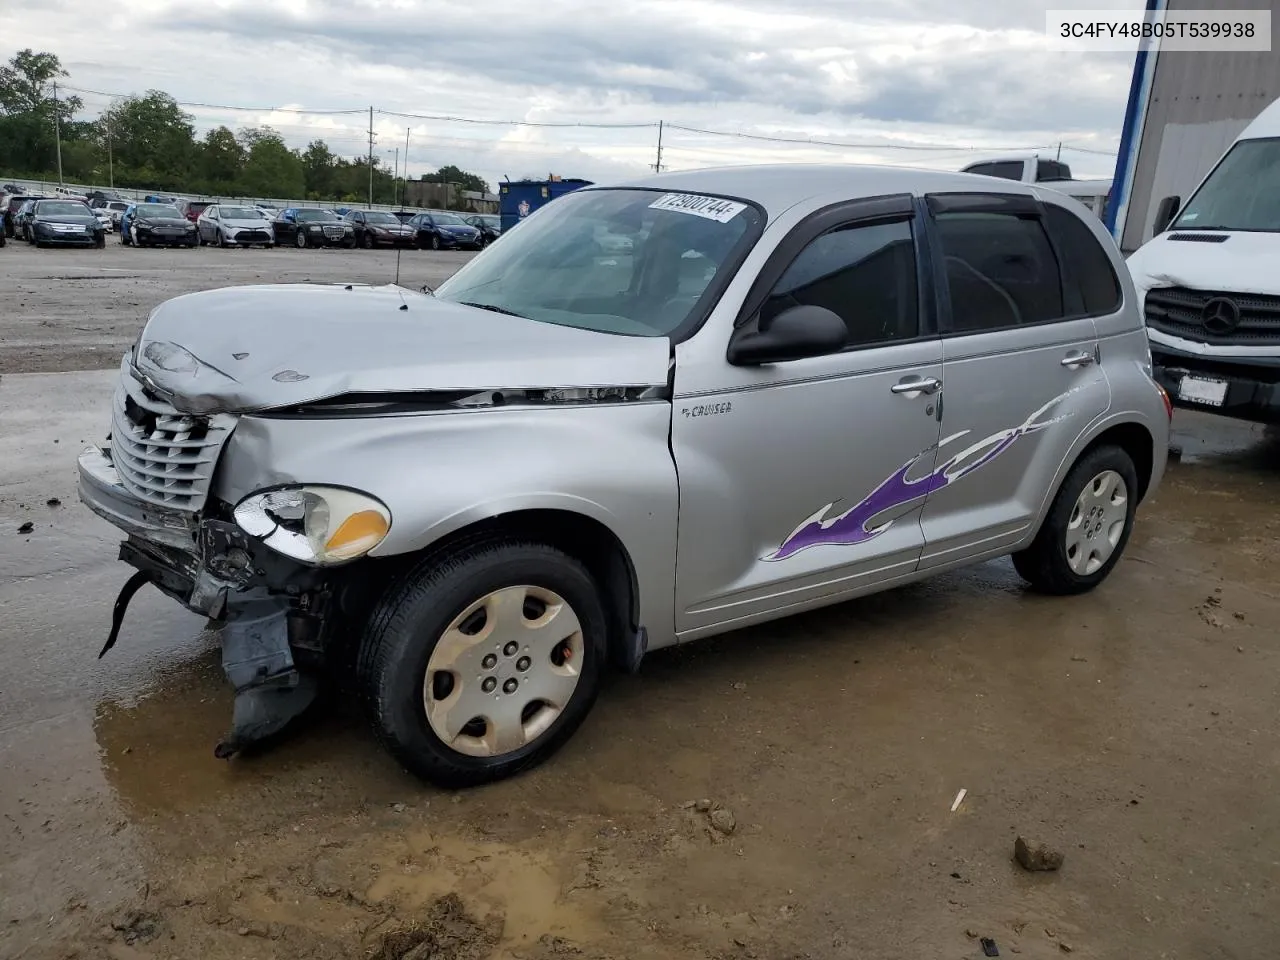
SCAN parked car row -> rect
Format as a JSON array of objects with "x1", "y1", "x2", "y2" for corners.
[{"x1": 3, "y1": 196, "x2": 502, "y2": 253}]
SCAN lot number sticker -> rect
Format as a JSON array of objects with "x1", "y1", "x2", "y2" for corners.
[{"x1": 649, "y1": 193, "x2": 746, "y2": 223}]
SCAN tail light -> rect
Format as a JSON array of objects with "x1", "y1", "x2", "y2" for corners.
[{"x1": 1155, "y1": 383, "x2": 1173, "y2": 421}]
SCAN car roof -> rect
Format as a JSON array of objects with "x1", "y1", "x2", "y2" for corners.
[{"x1": 609, "y1": 163, "x2": 1039, "y2": 219}]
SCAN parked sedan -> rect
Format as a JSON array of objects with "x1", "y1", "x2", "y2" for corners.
[
  {"x1": 26, "y1": 199, "x2": 106, "y2": 248},
  {"x1": 272, "y1": 208, "x2": 355, "y2": 248},
  {"x1": 197, "y1": 205, "x2": 275, "y2": 248},
  {"x1": 345, "y1": 209, "x2": 417, "y2": 248},
  {"x1": 465, "y1": 214, "x2": 501, "y2": 247},
  {"x1": 408, "y1": 211, "x2": 482, "y2": 250},
  {"x1": 122, "y1": 203, "x2": 198, "y2": 247}
]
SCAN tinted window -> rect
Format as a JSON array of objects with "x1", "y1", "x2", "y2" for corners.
[
  {"x1": 936, "y1": 212, "x2": 1063, "y2": 332},
  {"x1": 1036, "y1": 160, "x2": 1071, "y2": 182},
  {"x1": 966, "y1": 161, "x2": 1025, "y2": 181},
  {"x1": 1043, "y1": 205, "x2": 1121, "y2": 316},
  {"x1": 762, "y1": 219, "x2": 919, "y2": 347}
]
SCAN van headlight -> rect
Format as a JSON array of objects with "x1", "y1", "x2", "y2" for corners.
[{"x1": 233, "y1": 486, "x2": 391, "y2": 564}]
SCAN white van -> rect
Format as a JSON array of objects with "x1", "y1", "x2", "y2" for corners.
[{"x1": 1126, "y1": 97, "x2": 1280, "y2": 423}]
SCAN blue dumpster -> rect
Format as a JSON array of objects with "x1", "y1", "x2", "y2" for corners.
[{"x1": 499, "y1": 179, "x2": 592, "y2": 233}]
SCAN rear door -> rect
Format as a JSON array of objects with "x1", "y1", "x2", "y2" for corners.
[{"x1": 916, "y1": 191, "x2": 1111, "y2": 568}]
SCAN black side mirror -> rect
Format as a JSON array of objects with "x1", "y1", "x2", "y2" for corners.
[
  {"x1": 1153, "y1": 195, "x2": 1181, "y2": 234},
  {"x1": 727, "y1": 304, "x2": 848, "y2": 366}
]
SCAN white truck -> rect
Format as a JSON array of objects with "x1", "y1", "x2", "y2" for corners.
[{"x1": 960, "y1": 156, "x2": 1113, "y2": 219}]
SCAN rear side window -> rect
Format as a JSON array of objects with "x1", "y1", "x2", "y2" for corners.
[
  {"x1": 935, "y1": 212, "x2": 1063, "y2": 332},
  {"x1": 1036, "y1": 160, "x2": 1071, "y2": 182},
  {"x1": 762, "y1": 218, "x2": 919, "y2": 348},
  {"x1": 1043, "y1": 205, "x2": 1122, "y2": 316},
  {"x1": 965, "y1": 161, "x2": 1025, "y2": 181}
]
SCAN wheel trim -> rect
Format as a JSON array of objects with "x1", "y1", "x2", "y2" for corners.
[
  {"x1": 423, "y1": 585, "x2": 584, "y2": 759},
  {"x1": 1065, "y1": 469, "x2": 1128, "y2": 576}
]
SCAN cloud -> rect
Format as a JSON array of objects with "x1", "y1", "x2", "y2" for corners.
[{"x1": 14, "y1": 0, "x2": 1139, "y2": 187}]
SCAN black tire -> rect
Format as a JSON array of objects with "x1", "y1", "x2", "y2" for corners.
[
  {"x1": 1012, "y1": 444, "x2": 1139, "y2": 595},
  {"x1": 357, "y1": 537, "x2": 608, "y2": 788},
  {"x1": 430, "y1": 233, "x2": 441, "y2": 251},
  {"x1": 361, "y1": 232, "x2": 374, "y2": 250},
  {"x1": 295, "y1": 230, "x2": 308, "y2": 249},
  {"x1": 94, "y1": 233, "x2": 105, "y2": 249}
]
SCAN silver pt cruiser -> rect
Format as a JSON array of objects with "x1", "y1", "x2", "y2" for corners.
[{"x1": 79, "y1": 165, "x2": 1171, "y2": 787}]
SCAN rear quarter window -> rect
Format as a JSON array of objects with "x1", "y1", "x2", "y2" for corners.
[{"x1": 1043, "y1": 205, "x2": 1122, "y2": 316}]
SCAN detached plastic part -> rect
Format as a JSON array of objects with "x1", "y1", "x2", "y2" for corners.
[{"x1": 981, "y1": 937, "x2": 1000, "y2": 957}]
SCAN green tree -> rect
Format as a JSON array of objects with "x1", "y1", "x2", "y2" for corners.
[
  {"x1": 200, "y1": 126, "x2": 244, "y2": 191},
  {"x1": 300, "y1": 139, "x2": 336, "y2": 198},
  {"x1": 0, "y1": 49, "x2": 83, "y2": 175},
  {"x1": 105, "y1": 91, "x2": 197, "y2": 188},
  {"x1": 237, "y1": 126, "x2": 305, "y2": 198},
  {"x1": 427, "y1": 164, "x2": 490, "y2": 194}
]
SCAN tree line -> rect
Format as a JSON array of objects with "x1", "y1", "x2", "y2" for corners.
[{"x1": 0, "y1": 49, "x2": 491, "y2": 204}]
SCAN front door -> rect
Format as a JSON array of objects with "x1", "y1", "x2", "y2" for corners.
[
  {"x1": 916, "y1": 192, "x2": 1112, "y2": 568},
  {"x1": 672, "y1": 199, "x2": 946, "y2": 638}
]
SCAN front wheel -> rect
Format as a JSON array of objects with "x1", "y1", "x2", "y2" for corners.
[
  {"x1": 430, "y1": 234, "x2": 441, "y2": 251},
  {"x1": 294, "y1": 230, "x2": 308, "y2": 249},
  {"x1": 1012, "y1": 445, "x2": 1139, "y2": 595},
  {"x1": 361, "y1": 232, "x2": 374, "y2": 250},
  {"x1": 357, "y1": 538, "x2": 606, "y2": 788}
]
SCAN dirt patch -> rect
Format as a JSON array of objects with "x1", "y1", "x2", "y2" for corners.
[{"x1": 370, "y1": 894, "x2": 500, "y2": 960}]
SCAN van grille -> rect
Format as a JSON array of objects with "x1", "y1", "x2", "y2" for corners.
[
  {"x1": 1144, "y1": 286, "x2": 1280, "y2": 347},
  {"x1": 110, "y1": 366, "x2": 236, "y2": 511}
]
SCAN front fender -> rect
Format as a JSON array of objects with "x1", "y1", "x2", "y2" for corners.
[{"x1": 213, "y1": 401, "x2": 680, "y2": 647}]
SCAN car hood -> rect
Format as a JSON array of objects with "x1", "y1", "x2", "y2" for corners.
[
  {"x1": 441, "y1": 223, "x2": 477, "y2": 232},
  {"x1": 36, "y1": 214, "x2": 97, "y2": 226},
  {"x1": 132, "y1": 283, "x2": 672, "y2": 415},
  {"x1": 222, "y1": 217, "x2": 273, "y2": 229},
  {"x1": 136, "y1": 216, "x2": 190, "y2": 228},
  {"x1": 367, "y1": 222, "x2": 413, "y2": 232},
  {"x1": 1127, "y1": 230, "x2": 1280, "y2": 296}
]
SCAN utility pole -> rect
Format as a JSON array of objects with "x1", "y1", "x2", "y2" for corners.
[
  {"x1": 106, "y1": 111, "x2": 113, "y2": 189},
  {"x1": 402, "y1": 126, "x2": 410, "y2": 208},
  {"x1": 367, "y1": 106, "x2": 375, "y2": 208},
  {"x1": 52, "y1": 81, "x2": 64, "y2": 186},
  {"x1": 392, "y1": 147, "x2": 399, "y2": 206},
  {"x1": 653, "y1": 120, "x2": 664, "y2": 173}
]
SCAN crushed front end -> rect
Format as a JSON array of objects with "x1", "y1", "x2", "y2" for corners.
[{"x1": 78, "y1": 358, "x2": 341, "y2": 757}]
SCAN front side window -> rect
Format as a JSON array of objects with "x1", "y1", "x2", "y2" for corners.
[
  {"x1": 761, "y1": 219, "x2": 919, "y2": 347},
  {"x1": 935, "y1": 211, "x2": 1064, "y2": 332},
  {"x1": 435, "y1": 188, "x2": 763, "y2": 337},
  {"x1": 1172, "y1": 137, "x2": 1280, "y2": 233}
]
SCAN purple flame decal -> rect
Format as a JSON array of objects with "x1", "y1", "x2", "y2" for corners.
[{"x1": 765, "y1": 387, "x2": 1082, "y2": 561}]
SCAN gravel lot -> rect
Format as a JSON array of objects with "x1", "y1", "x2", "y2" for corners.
[{"x1": 2, "y1": 240, "x2": 1279, "y2": 960}]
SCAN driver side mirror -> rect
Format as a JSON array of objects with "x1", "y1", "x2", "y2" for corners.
[
  {"x1": 1153, "y1": 195, "x2": 1181, "y2": 234},
  {"x1": 727, "y1": 304, "x2": 848, "y2": 366}
]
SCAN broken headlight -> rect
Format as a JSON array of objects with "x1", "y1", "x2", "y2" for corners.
[{"x1": 233, "y1": 486, "x2": 391, "y2": 565}]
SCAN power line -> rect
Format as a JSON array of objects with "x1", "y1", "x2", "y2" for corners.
[
  {"x1": 59, "y1": 83, "x2": 367, "y2": 115},
  {"x1": 665, "y1": 123, "x2": 1055, "y2": 154},
  {"x1": 375, "y1": 108, "x2": 655, "y2": 130}
]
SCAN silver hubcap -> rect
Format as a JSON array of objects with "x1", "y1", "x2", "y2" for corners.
[
  {"x1": 423, "y1": 585, "x2": 584, "y2": 758},
  {"x1": 1065, "y1": 469, "x2": 1128, "y2": 575}
]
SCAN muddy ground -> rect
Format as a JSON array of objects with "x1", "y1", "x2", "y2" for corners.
[{"x1": 2, "y1": 241, "x2": 1279, "y2": 960}]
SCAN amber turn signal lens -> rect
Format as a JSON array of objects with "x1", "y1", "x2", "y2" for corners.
[{"x1": 324, "y1": 510, "x2": 390, "y2": 559}]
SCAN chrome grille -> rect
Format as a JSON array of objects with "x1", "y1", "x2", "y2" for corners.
[
  {"x1": 110, "y1": 365, "x2": 236, "y2": 511},
  {"x1": 1145, "y1": 286, "x2": 1280, "y2": 347},
  {"x1": 323, "y1": 226, "x2": 345, "y2": 238}
]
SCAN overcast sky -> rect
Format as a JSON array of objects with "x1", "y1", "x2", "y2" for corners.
[{"x1": 9, "y1": 0, "x2": 1144, "y2": 189}]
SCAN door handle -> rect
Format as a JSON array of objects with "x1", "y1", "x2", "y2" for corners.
[
  {"x1": 891, "y1": 376, "x2": 942, "y2": 396},
  {"x1": 1060, "y1": 350, "x2": 1095, "y2": 369}
]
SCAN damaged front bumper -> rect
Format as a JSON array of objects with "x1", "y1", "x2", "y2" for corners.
[{"x1": 79, "y1": 444, "x2": 333, "y2": 756}]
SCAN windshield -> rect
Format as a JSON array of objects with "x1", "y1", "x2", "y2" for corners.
[
  {"x1": 109, "y1": 202, "x2": 129, "y2": 211},
  {"x1": 295, "y1": 209, "x2": 337, "y2": 222},
  {"x1": 1173, "y1": 137, "x2": 1280, "y2": 232},
  {"x1": 364, "y1": 212, "x2": 400, "y2": 225},
  {"x1": 432, "y1": 212, "x2": 466, "y2": 225},
  {"x1": 38, "y1": 201, "x2": 90, "y2": 216},
  {"x1": 434, "y1": 188, "x2": 762, "y2": 337},
  {"x1": 220, "y1": 206, "x2": 263, "y2": 219},
  {"x1": 137, "y1": 204, "x2": 181, "y2": 218}
]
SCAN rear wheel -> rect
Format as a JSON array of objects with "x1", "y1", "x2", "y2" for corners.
[
  {"x1": 1012, "y1": 445, "x2": 1138, "y2": 595},
  {"x1": 357, "y1": 538, "x2": 607, "y2": 788}
]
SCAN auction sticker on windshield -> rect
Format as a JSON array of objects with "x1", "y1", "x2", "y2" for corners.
[{"x1": 649, "y1": 193, "x2": 746, "y2": 223}]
